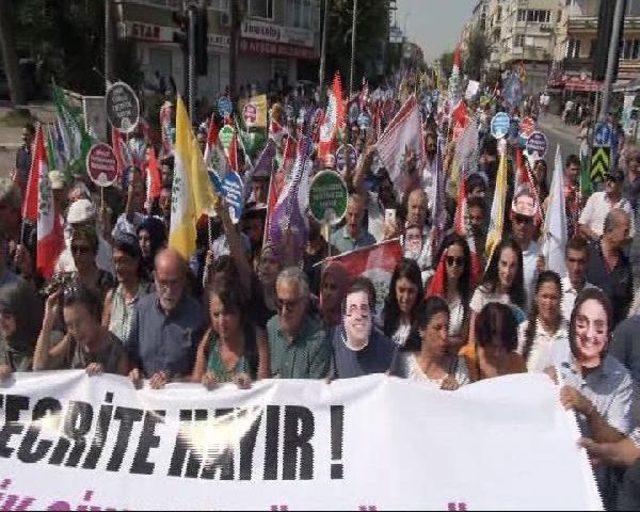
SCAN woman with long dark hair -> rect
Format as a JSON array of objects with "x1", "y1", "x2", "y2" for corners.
[
  {"x1": 382, "y1": 258, "x2": 424, "y2": 347},
  {"x1": 390, "y1": 296, "x2": 469, "y2": 389},
  {"x1": 136, "y1": 216, "x2": 167, "y2": 281},
  {"x1": 426, "y1": 234, "x2": 472, "y2": 349},
  {"x1": 468, "y1": 238, "x2": 526, "y2": 346},
  {"x1": 461, "y1": 302, "x2": 526, "y2": 382},
  {"x1": 517, "y1": 270, "x2": 568, "y2": 372},
  {"x1": 192, "y1": 282, "x2": 270, "y2": 388}
]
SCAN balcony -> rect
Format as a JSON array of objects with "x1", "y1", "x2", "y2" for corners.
[
  {"x1": 568, "y1": 15, "x2": 640, "y2": 34},
  {"x1": 502, "y1": 46, "x2": 551, "y2": 63}
]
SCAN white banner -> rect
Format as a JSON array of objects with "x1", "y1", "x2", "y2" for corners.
[{"x1": 0, "y1": 372, "x2": 601, "y2": 510}]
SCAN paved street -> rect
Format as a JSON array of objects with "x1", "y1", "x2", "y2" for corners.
[{"x1": 538, "y1": 113, "x2": 581, "y2": 162}]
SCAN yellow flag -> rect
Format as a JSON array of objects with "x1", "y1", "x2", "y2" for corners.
[
  {"x1": 169, "y1": 97, "x2": 218, "y2": 260},
  {"x1": 485, "y1": 149, "x2": 508, "y2": 260}
]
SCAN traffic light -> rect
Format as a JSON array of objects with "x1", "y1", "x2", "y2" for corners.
[
  {"x1": 593, "y1": 0, "x2": 625, "y2": 82},
  {"x1": 195, "y1": 8, "x2": 208, "y2": 76}
]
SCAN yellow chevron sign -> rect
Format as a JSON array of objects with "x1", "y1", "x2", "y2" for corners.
[{"x1": 590, "y1": 147, "x2": 610, "y2": 182}]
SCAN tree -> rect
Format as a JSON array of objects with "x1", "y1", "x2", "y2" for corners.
[
  {"x1": 325, "y1": 0, "x2": 389, "y2": 88},
  {"x1": 0, "y1": 0, "x2": 25, "y2": 105},
  {"x1": 464, "y1": 28, "x2": 490, "y2": 81},
  {"x1": 13, "y1": 0, "x2": 143, "y2": 96}
]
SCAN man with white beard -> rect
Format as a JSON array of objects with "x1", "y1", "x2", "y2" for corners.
[{"x1": 329, "y1": 278, "x2": 396, "y2": 379}]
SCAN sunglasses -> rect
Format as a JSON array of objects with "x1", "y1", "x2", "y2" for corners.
[{"x1": 446, "y1": 256, "x2": 465, "y2": 267}]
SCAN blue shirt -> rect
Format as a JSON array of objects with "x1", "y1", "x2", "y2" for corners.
[
  {"x1": 126, "y1": 292, "x2": 206, "y2": 378},
  {"x1": 330, "y1": 226, "x2": 377, "y2": 254},
  {"x1": 330, "y1": 326, "x2": 396, "y2": 379}
]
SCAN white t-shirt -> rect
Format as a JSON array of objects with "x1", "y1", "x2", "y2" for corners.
[
  {"x1": 398, "y1": 352, "x2": 470, "y2": 389},
  {"x1": 578, "y1": 191, "x2": 635, "y2": 238},
  {"x1": 448, "y1": 295, "x2": 465, "y2": 338},
  {"x1": 469, "y1": 286, "x2": 511, "y2": 314},
  {"x1": 517, "y1": 319, "x2": 570, "y2": 373}
]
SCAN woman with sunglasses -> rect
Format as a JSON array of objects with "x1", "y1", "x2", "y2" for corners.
[
  {"x1": 390, "y1": 296, "x2": 469, "y2": 390},
  {"x1": 192, "y1": 282, "x2": 269, "y2": 388},
  {"x1": 33, "y1": 285, "x2": 128, "y2": 375},
  {"x1": 382, "y1": 258, "x2": 424, "y2": 347},
  {"x1": 556, "y1": 288, "x2": 634, "y2": 508},
  {"x1": 426, "y1": 234, "x2": 472, "y2": 351},
  {"x1": 64, "y1": 225, "x2": 115, "y2": 303},
  {"x1": 517, "y1": 271, "x2": 569, "y2": 372},
  {"x1": 468, "y1": 238, "x2": 526, "y2": 347}
]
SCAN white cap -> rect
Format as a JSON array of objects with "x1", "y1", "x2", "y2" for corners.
[
  {"x1": 49, "y1": 170, "x2": 65, "y2": 190},
  {"x1": 67, "y1": 198, "x2": 96, "y2": 224}
]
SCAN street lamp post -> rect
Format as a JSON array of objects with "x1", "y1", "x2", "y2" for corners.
[{"x1": 349, "y1": 0, "x2": 358, "y2": 98}]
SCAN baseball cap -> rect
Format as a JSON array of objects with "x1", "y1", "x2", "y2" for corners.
[
  {"x1": 67, "y1": 198, "x2": 96, "y2": 224},
  {"x1": 49, "y1": 170, "x2": 65, "y2": 191}
]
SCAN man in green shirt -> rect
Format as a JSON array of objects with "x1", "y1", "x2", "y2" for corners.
[{"x1": 267, "y1": 267, "x2": 330, "y2": 379}]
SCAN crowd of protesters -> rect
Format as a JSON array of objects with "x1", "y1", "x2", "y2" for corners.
[{"x1": 3, "y1": 72, "x2": 640, "y2": 509}]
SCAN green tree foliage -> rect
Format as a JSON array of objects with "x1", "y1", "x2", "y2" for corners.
[
  {"x1": 464, "y1": 28, "x2": 489, "y2": 81},
  {"x1": 14, "y1": 0, "x2": 142, "y2": 96},
  {"x1": 325, "y1": 0, "x2": 390, "y2": 87}
]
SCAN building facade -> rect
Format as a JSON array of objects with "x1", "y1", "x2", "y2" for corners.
[
  {"x1": 498, "y1": 0, "x2": 562, "y2": 95},
  {"x1": 553, "y1": 0, "x2": 640, "y2": 92},
  {"x1": 116, "y1": 0, "x2": 321, "y2": 103}
]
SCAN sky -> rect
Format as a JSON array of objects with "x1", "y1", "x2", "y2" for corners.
[{"x1": 395, "y1": 0, "x2": 474, "y2": 63}]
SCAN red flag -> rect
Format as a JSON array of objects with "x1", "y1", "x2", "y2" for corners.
[
  {"x1": 31, "y1": 125, "x2": 63, "y2": 279},
  {"x1": 376, "y1": 95, "x2": 425, "y2": 197},
  {"x1": 323, "y1": 239, "x2": 403, "y2": 312},
  {"x1": 426, "y1": 255, "x2": 447, "y2": 298},
  {"x1": 21, "y1": 135, "x2": 40, "y2": 223},
  {"x1": 318, "y1": 73, "x2": 346, "y2": 162},
  {"x1": 453, "y1": 175, "x2": 467, "y2": 236},
  {"x1": 146, "y1": 146, "x2": 162, "y2": 202}
]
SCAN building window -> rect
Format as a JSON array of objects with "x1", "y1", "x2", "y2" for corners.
[
  {"x1": 515, "y1": 34, "x2": 525, "y2": 47},
  {"x1": 209, "y1": 0, "x2": 229, "y2": 12},
  {"x1": 523, "y1": 9, "x2": 550, "y2": 22},
  {"x1": 567, "y1": 38, "x2": 581, "y2": 58},
  {"x1": 623, "y1": 39, "x2": 640, "y2": 60},
  {"x1": 249, "y1": 0, "x2": 274, "y2": 19},
  {"x1": 589, "y1": 38, "x2": 596, "y2": 58},
  {"x1": 287, "y1": 0, "x2": 312, "y2": 29}
]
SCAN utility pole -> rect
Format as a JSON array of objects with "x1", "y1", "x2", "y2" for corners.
[
  {"x1": 104, "y1": 0, "x2": 114, "y2": 92},
  {"x1": 188, "y1": 5, "x2": 197, "y2": 121},
  {"x1": 318, "y1": 0, "x2": 329, "y2": 94},
  {"x1": 349, "y1": 0, "x2": 358, "y2": 98},
  {"x1": 599, "y1": 0, "x2": 625, "y2": 121}
]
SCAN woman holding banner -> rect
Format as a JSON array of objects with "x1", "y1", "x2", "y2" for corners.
[
  {"x1": 389, "y1": 296, "x2": 469, "y2": 390},
  {"x1": 192, "y1": 282, "x2": 269, "y2": 388}
]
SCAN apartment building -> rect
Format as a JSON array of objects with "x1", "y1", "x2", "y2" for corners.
[
  {"x1": 115, "y1": 0, "x2": 321, "y2": 101},
  {"x1": 553, "y1": 0, "x2": 640, "y2": 92},
  {"x1": 498, "y1": 0, "x2": 562, "y2": 95}
]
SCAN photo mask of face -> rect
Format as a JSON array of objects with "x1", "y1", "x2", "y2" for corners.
[{"x1": 344, "y1": 291, "x2": 372, "y2": 350}]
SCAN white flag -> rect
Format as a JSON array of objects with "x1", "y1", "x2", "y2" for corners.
[{"x1": 543, "y1": 146, "x2": 568, "y2": 276}]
